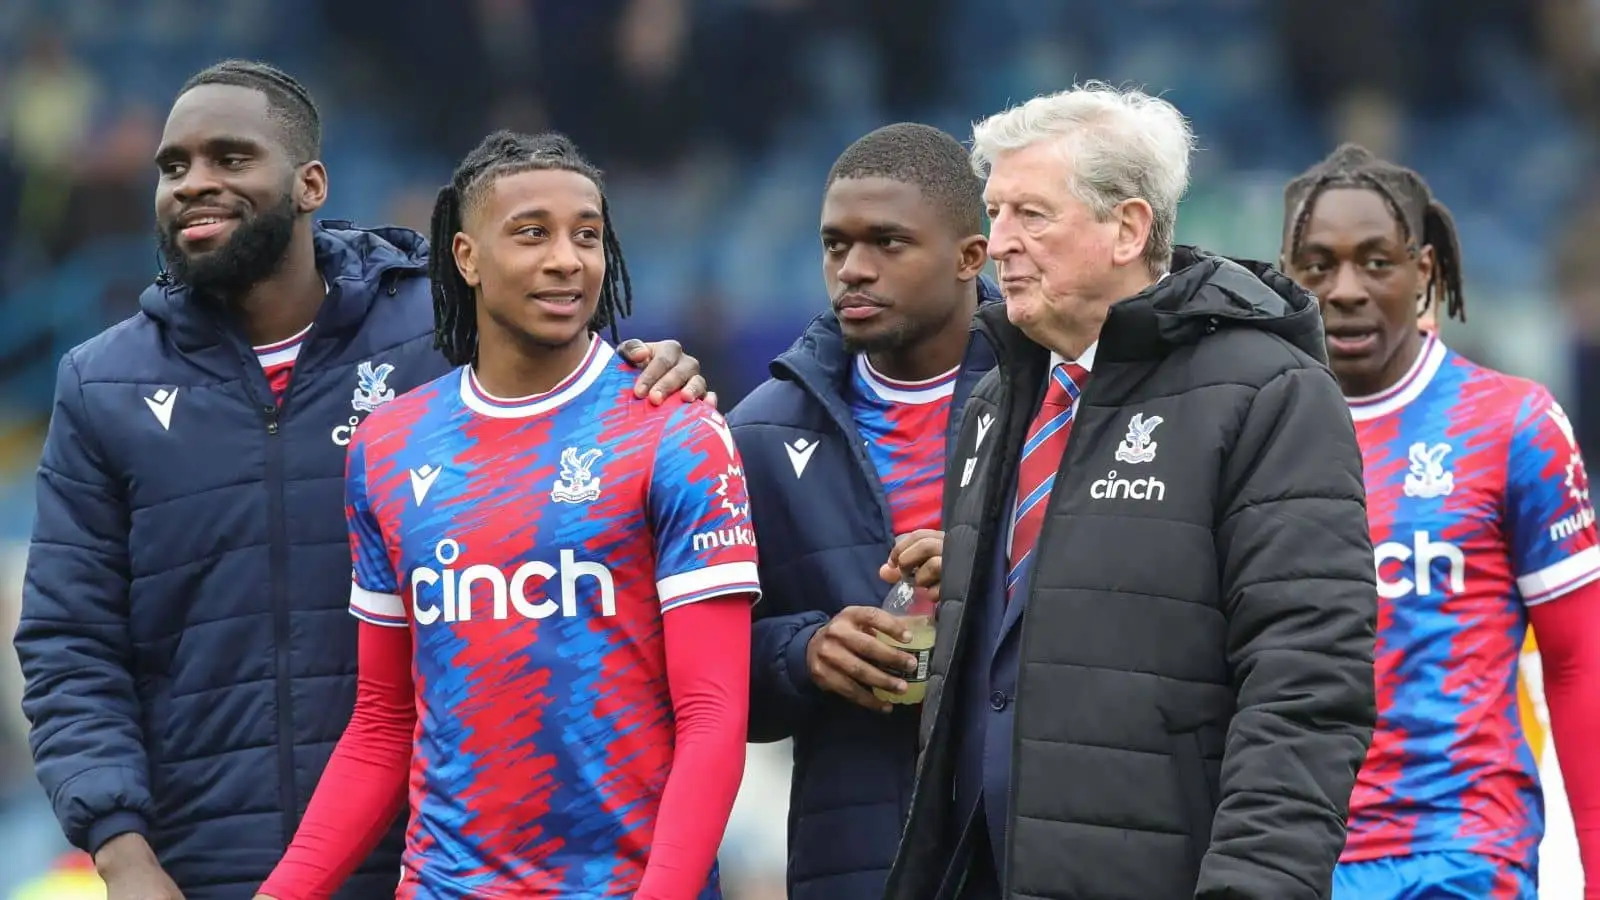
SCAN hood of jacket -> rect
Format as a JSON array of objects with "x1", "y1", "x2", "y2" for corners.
[
  {"x1": 977, "y1": 246, "x2": 1326, "y2": 366},
  {"x1": 139, "y1": 221, "x2": 430, "y2": 352}
]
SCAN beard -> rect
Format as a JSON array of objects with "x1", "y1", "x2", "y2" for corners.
[
  {"x1": 157, "y1": 192, "x2": 298, "y2": 303},
  {"x1": 840, "y1": 309, "x2": 950, "y2": 358}
]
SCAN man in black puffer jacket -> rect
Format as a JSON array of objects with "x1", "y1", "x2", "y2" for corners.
[{"x1": 885, "y1": 83, "x2": 1377, "y2": 900}]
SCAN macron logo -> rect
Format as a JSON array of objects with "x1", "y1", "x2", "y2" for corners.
[
  {"x1": 145, "y1": 388, "x2": 178, "y2": 431},
  {"x1": 409, "y1": 464, "x2": 441, "y2": 505},
  {"x1": 784, "y1": 438, "x2": 818, "y2": 479},
  {"x1": 975, "y1": 413, "x2": 994, "y2": 449}
]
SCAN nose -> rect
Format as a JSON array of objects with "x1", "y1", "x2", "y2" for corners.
[
  {"x1": 543, "y1": 233, "x2": 583, "y2": 278},
  {"x1": 1322, "y1": 261, "x2": 1369, "y2": 308},
  {"x1": 171, "y1": 160, "x2": 223, "y2": 203},
  {"x1": 987, "y1": 208, "x2": 1022, "y2": 260},
  {"x1": 836, "y1": 244, "x2": 876, "y2": 288}
]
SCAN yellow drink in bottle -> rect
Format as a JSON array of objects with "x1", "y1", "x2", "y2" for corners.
[
  {"x1": 873, "y1": 578, "x2": 936, "y2": 705},
  {"x1": 874, "y1": 613, "x2": 935, "y2": 705}
]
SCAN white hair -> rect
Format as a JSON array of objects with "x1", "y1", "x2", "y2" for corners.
[{"x1": 972, "y1": 81, "x2": 1195, "y2": 272}]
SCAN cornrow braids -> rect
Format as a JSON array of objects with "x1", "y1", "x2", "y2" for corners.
[
  {"x1": 181, "y1": 60, "x2": 321, "y2": 164},
  {"x1": 429, "y1": 130, "x2": 633, "y2": 367},
  {"x1": 1283, "y1": 143, "x2": 1466, "y2": 322}
]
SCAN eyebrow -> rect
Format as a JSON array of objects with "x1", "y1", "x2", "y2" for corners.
[
  {"x1": 985, "y1": 192, "x2": 1053, "y2": 208},
  {"x1": 506, "y1": 207, "x2": 604, "y2": 223},
  {"x1": 820, "y1": 222, "x2": 913, "y2": 238},
  {"x1": 1296, "y1": 234, "x2": 1404, "y2": 256},
  {"x1": 153, "y1": 135, "x2": 264, "y2": 166}
]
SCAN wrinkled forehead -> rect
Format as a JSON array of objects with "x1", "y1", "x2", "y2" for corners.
[{"x1": 981, "y1": 141, "x2": 1073, "y2": 207}]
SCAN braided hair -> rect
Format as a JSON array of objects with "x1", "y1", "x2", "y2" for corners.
[
  {"x1": 1283, "y1": 143, "x2": 1466, "y2": 322},
  {"x1": 181, "y1": 60, "x2": 321, "y2": 165},
  {"x1": 429, "y1": 131, "x2": 633, "y2": 367}
]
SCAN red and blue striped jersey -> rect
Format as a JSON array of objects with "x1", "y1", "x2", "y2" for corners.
[
  {"x1": 1343, "y1": 333, "x2": 1599, "y2": 869},
  {"x1": 846, "y1": 355, "x2": 957, "y2": 537},
  {"x1": 343, "y1": 335, "x2": 760, "y2": 898}
]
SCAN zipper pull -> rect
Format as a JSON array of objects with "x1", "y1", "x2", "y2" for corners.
[{"x1": 263, "y1": 404, "x2": 280, "y2": 435}]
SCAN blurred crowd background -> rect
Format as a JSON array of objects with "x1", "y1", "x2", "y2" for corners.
[{"x1": 0, "y1": 0, "x2": 1594, "y2": 896}]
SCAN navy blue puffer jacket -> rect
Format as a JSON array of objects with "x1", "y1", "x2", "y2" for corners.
[{"x1": 16, "y1": 223, "x2": 451, "y2": 898}]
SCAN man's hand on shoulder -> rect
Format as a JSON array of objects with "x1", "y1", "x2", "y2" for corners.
[
  {"x1": 806, "y1": 607, "x2": 920, "y2": 714},
  {"x1": 95, "y1": 833, "x2": 184, "y2": 900},
  {"x1": 881, "y1": 529, "x2": 943, "y2": 603},
  {"x1": 618, "y1": 339, "x2": 715, "y2": 408}
]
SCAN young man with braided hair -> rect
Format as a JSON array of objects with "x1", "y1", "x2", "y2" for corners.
[
  {"x1": 15, "y1": 62, "x2": 709, "y2": 900},
  {"x1": 256, "y1": 130, "x2": 755, "y2": 900},
  {"x1": 1280, "y1": 143, "x2": 1600, "y2": 899}
]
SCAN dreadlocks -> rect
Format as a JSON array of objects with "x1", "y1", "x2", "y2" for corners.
[
  {"x1": 1283, "y1": 143, "x2": 1466, "y2": 322},
  {"x1": 181, "y1": 60, "x2": 321, "y2": 165},
  {"x1": 429, "y1": 130, "x2": 634, "y2": 367}
]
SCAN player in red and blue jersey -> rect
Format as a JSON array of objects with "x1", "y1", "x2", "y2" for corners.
[
  {"x1": 1282, "y1": 144, "x2": 1600, "y2": 899},
  {"x1": 258, "y1": 131, "x2": 757, "y2": 900},
  {"x1": 847, "y1": 354, "x2": 957, "y2": 538}
]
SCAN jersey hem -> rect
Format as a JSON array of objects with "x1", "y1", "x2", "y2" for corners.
[{"x1": 1340, "y1": 839, "x2": 1536, "y2": 870}]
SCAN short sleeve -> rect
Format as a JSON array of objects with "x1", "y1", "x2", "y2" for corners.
[
  {"x1": 647, "y1": 404, "x2": 762, "y2": 613},
  {"x1": 1505, "y1": 392, "x2": 1600, "y2": 606},
  {"x1": 346, "y1": 431, "x2": 407, "y2": 627}
]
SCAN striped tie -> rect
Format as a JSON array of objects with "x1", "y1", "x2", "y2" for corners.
[{"x1": 1007, "y1": 362, "x2": 1088, "y2": 602}]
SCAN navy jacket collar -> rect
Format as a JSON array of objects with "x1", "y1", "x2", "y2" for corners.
[{"x1": 139, "y1": 221, "x2": 429, "y2": 353}]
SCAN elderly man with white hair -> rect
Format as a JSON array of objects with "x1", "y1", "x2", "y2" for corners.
[{"x1": 881, "y1": 83, "x2": 1379, "y2": 900}]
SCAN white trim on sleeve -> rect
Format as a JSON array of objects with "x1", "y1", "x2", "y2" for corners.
[
  {"x1": 1520, "y1": 546, "x2": 1600, "y2": 606},
  {"x1": 350, "y1": 582, "x2": 409, "y2": 627},
  {"x1": 657, "y1": 561, "x2": 762, "y2": 613}
]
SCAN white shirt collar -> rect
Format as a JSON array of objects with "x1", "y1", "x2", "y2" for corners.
[{"x1": 1049, "y1": 342, "x2": 1096, "y2": 372}]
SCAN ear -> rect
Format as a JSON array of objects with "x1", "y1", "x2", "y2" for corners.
[
  {"x1": 1110, "y1": 198, "x2": 1154, "y2": 269},
  {"x1": 452, "y1": 231, "x2": 481, "y2": 288},
  {"x1": 955, "y1": 234, "x2": 988, "y2": 282},
  {"x1": 294, "y1": 161, "x2": 329, "y2": 215},
  {"x1": 1415, "y1": 243, "x2": 1437, "y2": 300}
]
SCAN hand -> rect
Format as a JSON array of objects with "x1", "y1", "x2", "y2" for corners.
[
  {"x1": 96, "y1": 833, "x2": 184, "y2": 900},
  {"x1": 880, "y1": 529, "x2": 944, "y2": 603},
  {"x1": 618, "y1": 339, "x2": 715, "y2": 408},
  {"x1": 806, "y1": 606, "x2": 921, "y2": 713}
]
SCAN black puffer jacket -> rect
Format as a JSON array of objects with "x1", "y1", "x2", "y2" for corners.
[{"x1": 886, "y1": 248, "x2": 1378, "y2": 900}]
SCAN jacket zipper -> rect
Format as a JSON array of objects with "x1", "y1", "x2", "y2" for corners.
[{"x1": 235, "y1": 329, "x2": 308, "y2": 849}]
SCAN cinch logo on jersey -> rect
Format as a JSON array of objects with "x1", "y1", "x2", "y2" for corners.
[
  {"x1": 410, "y1": 538, "x2": 617, "y2": 624},
  {"x1": 1374, "y1": 530, "x2": 1465, "y2": 600},
  {"x1": 1090, "y1": 469, "x2": 1166, "y2": 502}
]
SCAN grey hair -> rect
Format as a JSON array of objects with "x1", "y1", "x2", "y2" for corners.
[{"x1": 972, "y1": 81, "x2": 1195, "y2": 272}]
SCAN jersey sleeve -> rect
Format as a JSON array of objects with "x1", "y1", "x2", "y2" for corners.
[
  {"x1": 346, "y1": 431, "x2": 407, "y2": 627},
  {"x1": 647, "y1": 404, "x2": 762, "y2": 613},
  {"x1": 1505, "y1": 391, "x2": 1600, "y2": 606}
]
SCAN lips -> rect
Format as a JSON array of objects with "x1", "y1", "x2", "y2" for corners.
[
  {"x1": 530, "y1": 289, "x2": 584, "y2": 317},
  {"x1": 1325, "y1": 323, "x2": 1381, "y2": 355},
  {"x1": 175, "y1": 208, "x2": 239, "y2": 244},
  {"x1": 835, "y1": 292, "x2": 887, "y2": 322}
]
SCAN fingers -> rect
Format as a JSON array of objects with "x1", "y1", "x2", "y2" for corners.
[
  {"x1": 676, "y1": 374, "x2": 709, "y2": 402},
  {"x1": 891, "y1": 530, "x2": 944, "y2": 575},
  {"x1": 912, "y1": 555, "x2": 942, "y2": 590},
  {"x1": 839, "y1": 605, "x2": 912, "y2": 642},
  {"x1": 811, "y1": 641, "x2": 906, "y2": 713},
  {"x1": 705, "y1": 390, "x2": 719, "y2": 410},
  {"x1": 629, "y1": 340, "x2": 680, "y2": 400}
]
